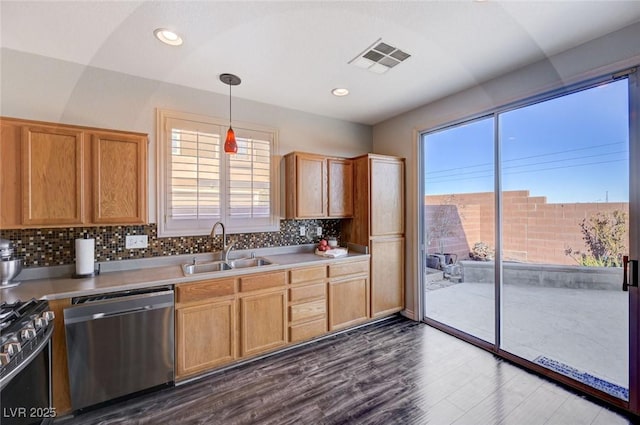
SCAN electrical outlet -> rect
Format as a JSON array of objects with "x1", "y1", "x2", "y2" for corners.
[
  {"x1": 125, "y1": 235, "x2": 148, "y2": 249},
  {"x1": 316, "y1": 226, "x2": 322, "y2": 236},
  {"x1": 299, "y1": 226, "x2": 306, "y2": 236}
]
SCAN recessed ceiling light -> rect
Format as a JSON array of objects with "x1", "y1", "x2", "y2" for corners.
[
  {"x1": 332, "y1": 88, "x2": 349, "y2": 97},
  {"x1": 154, "y1": 28, "x2": 183, "y2": 46}
]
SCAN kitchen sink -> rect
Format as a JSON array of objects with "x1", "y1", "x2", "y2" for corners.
[
  {"x1": 182, "y1": 261, "x2": 232, "y2": 275},
  {"x1": 181, "y1": 257, "x2": 274, "y2": 276},
  {"x1": 228, "y1": 257, "x2": 273, "y2": 268}
]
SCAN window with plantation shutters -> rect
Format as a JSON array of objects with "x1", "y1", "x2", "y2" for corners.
[
  {"x1": 169, "y1": 127, "x2": 221, "y2": 221},
  {"x1": 228, "y1": 134, "x2": 271, "y2": 220},
  {"x1": 157, "y1": 109, "x2": 279, "y2": 236}
]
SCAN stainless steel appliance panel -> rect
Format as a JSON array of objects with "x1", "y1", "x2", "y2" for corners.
[{"x1": 64, "y1": 289, "x2": 174, "y2": 410}]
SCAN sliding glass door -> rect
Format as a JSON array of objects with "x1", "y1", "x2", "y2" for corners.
[
  {"x1": 422, "y1": 117, "x2": 495, "y2": 344},
  {"x1": 422, "y1": 73, "x2": 636, "y2": 408},
  {"x1": 499, "y1": 80, "x2": 630, "y2": 400}
]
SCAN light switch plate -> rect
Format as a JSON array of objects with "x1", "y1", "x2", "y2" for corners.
[
  {"x1": 125, "y1": 235, "x2": 148, "y2": 249},
  {"x1": 299, "y1": 226, "x2": 306, "y2": 236},
  {"x1": 316, "y1": 226, "x2": 322, "y2": 236}
]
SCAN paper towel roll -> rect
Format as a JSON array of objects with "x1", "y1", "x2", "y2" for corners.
[{"x1": 75, "y1": 238, "x2": 95, "y2": 275}]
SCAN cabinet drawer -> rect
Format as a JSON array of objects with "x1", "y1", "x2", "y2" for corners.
[
  {"x1": 177, "y1": 278, "x2": 235, "y2": 304},
  {"x1": 289, "y1": 318, "x2": 327, "y2": 343},
  {"x1": 329, "y1": 260, "x2": 369, "y2": 278},
  {"x1": 289, "y1": 299, "x2": 326, "y2": 323},
  {"x1": 289, "y1": 266, "x2": 326, "y2": 284},
  {"x1": 240, "y1": 271, "x2": 287, "y2": 292},
  {"x1": 289, "y1": 282, "x2": 326, "y2": 303}
]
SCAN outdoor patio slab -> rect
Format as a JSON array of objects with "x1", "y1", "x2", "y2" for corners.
[{"x1": 425, "y1": 282, "x2": 628, "y2": 389}]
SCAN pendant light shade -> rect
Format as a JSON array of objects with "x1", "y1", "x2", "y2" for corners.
[
  {"x1": 220, "y1": 73, "x2": 241, "y2": 154},
  {"x1": 224, "y1": 127, "x2": 237, "y2": 154}
]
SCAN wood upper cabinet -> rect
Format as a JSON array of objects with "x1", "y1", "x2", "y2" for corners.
[
  {"x1": 327, "y1": 158, "x2": 354, "y2": 217},
  {"x1": 92, "y1": 132, "x2": 147, "y2": 224},
  {"x1": 346, "y1": 154, "x2": 405, "y2": 245},
  {"x1": 284, "y1": 152, "x2": 353, "y2": 219},
  {"x1": 21, "y1": 125, "x2": 84, "y2": 225},
  {"x1": 285, "y1": 152, "x2": 326, "y2": 218},
  {"x1": 370, "y1": 237, "x2": 405, "y2": 317},
  {"x1": 299, "y1": 155, "x2": 326, "y2": 217},
  {"x1": 370, "y1": 156, "x2": 404, "y2": 236},
  {"x1": 1, "y1": 121, "x2": 22, "y2": 226},
  {"x1": 0, "y1": 117, "x2": 148, "y2": 228}
]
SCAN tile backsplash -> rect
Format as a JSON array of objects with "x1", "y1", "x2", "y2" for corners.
[{"x1": 0, "y1": 219, "x2": 341, "y2": 268}]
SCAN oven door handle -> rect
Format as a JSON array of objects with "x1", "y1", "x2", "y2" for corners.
[{"x1": 0, "y1": 325, "x2": 53, "y2": 390}]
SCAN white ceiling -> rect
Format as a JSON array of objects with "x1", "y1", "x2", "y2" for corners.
[{"x1": 2, "y1": 1, "x2": 640, "y2": 125}]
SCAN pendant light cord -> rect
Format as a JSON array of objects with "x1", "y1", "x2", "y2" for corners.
[{"x1": 229, "y1": 82, "x2": 232, "y2": 127}]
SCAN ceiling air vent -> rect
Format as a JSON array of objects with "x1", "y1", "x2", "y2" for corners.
[{"x1": 349, "y1": 39, "x2": 411, "y2": 74}]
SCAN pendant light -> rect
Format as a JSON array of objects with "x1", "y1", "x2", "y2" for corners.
[{"x1": 220, "y1": 73, "x2": 241, "y2": 154}]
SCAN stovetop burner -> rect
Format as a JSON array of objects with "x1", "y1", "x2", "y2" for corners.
[
  {"x1": 0, "y1": 299, "x2": 42, "y2": 332},
  {"x1": 0, "y1": 298, "x2": 54, "y2": 376}
]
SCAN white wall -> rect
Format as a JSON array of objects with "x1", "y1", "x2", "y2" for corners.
[
  {"x1": 0, "y1": 48, "x2": 372, "y2": 223},
  {"x1": 372, "y1": 22, "x2": 640, "y2": 321}
]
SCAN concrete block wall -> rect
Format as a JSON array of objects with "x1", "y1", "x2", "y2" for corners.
[{"x1": 425, "y1": 190, "x2": 628, "y2": 266}]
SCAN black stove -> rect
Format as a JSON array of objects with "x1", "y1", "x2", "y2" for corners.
[
  {"x1": 0, "y1": 298, "x2": 54, "y2": 383},
  {"x1": 1, "y1": 298, "x2": 55, "y2": 424}
]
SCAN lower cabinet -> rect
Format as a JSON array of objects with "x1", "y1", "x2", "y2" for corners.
[
  {"x1": 370, "y1": 236, "x2": 405, "y2": 318},
  {"x1": 174, "y1": 257, "x2": 373, "y2": 381},
  {"x1": 49, "y1": 298, "x2": 73, "y2": 416},
  {"x1": 175, "y1": 271, "x2": 289, "y2": 380},
  {"x1": 175, "y1": 277, "x2": 237, "y2": 380},
  {"x1": 176, "y1": 298, "x2": 236, "y2": 378},
  {"x1": 289, "y1": 318, "x2": 327, "y2": 343},
  {"x1": 288, "y1": 265, "x2": 328, "y2": 343},
  {"x1": 239, "y1": 289, "x2": 287, "y2": 357},
  {"x1": 328, "y1": 260, "x2": 370, "y2": 331}
]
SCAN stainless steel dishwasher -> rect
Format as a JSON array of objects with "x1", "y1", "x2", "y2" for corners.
[{"x1": 63, "y1": 286, "x2": 174, "y2": 410}]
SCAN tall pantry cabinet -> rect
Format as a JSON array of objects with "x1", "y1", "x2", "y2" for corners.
[{"x1": 346, "y1": 154, "x2": 405, "y2": 318}]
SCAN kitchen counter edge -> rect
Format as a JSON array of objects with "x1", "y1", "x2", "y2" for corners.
[{"x1": 1, "y1": 252, "x2": 370, "y2": 303}]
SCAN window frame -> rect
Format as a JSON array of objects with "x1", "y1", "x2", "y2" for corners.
[{"x1": 156, "y1": 108, "x2": 280, "y2": 237}]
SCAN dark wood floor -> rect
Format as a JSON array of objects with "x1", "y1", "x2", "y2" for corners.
[{"x1": 56, "y1": 316, "x2": 632, "y2": 425}]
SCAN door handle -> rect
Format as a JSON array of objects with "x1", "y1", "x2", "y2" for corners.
[
  {"x1": 624, "y1": 256, "x2": 639, "y2": 291},
  {"x1": 623, "y1": 256, "x2": 629, "y2": 291}
]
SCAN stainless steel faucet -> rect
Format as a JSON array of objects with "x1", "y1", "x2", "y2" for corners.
[{"x1": 210, "y1": 221, "x2": 235, "y2": 262}]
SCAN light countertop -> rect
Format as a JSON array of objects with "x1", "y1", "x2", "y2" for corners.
[{"x1": 0, "y1": 249, "x2": 369, "y2": 303}]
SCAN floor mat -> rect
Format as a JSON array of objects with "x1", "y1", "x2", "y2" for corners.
[{"x1": 534, "y1": 355, "x2": 628, "y2": 401}]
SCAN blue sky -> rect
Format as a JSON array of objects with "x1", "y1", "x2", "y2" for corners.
[{"x1": 423, "y1": 79, "x2": 629, "y2": 203}]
